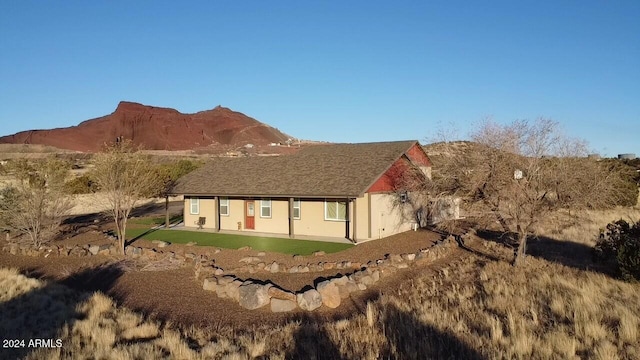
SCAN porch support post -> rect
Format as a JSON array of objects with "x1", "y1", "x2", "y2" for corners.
[
  {"x1": 345, "y1": 198, "x2": 350, "y2": 240},
  {"x1": 164, "y1": 195, "x2": 170, "y2": 228},
  {"x1": 352, "y1": 197, "x2": 357, "y2": 243},
  {"x1": 288, "y1": 197, "x2": 295, "y2": 238},
  {"x1": 367, "y1": 192, "x2": 372, "y2": 239},
  {"x1": 213, "y1": 196, "x2": 220, "y2": 232}
]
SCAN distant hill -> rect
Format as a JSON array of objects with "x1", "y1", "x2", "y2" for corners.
[
  {"x1": 423, "y1": 141, "x2": 478, "y2": 166},
  {"x1": 0, "y1": 102, "x2": 291, "y2": 152}
]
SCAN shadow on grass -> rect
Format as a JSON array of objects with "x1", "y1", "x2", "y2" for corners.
[
  {"x1": 475, "y1": 229, "x2": 615, "y2": 275},
  {"x1": 381, "y1": 303, "x2": 485, "y2": 360},
  {"x1": 125, "y1": 227, "x2": 160, "y2": 247},
  {"x1": 59, "y1": 200, "x2": 182, "y2": 241},
  {"x1": 0, "y1": 264, "x2": 124, "y2": 360}
]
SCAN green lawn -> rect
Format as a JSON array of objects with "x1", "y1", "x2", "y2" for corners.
[{"x1": 126, "y1": 228, "x2": 353, "y2": 255}]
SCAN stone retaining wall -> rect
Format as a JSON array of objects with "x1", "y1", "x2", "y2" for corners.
[
  {"x1": 1, "y1": 231, "x2": 466, "y2": 313},
  {"x1": 198, "y1": 234, "x2": 463, "y2": 313}
]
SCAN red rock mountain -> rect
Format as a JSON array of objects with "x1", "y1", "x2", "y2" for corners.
[{"x1": 0, "y1": 101, "x2": 291, "y2": 152}]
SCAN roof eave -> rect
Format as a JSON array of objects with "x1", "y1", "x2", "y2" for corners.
[{"x1": 173, "y1": 193, "x2": 362, "y2": 199}]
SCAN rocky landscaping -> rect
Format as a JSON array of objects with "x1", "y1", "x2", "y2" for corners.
[
  {"x1": 1, "y1": 226, "x2": 463, "y2": 314},
  {"x1": 194, "y1": 233, "x2": 462, "y2": 312}
]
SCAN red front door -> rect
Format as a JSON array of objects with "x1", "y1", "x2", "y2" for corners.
[{"x1": 245, "y1": 200, "x2": 255, "y2": 230}]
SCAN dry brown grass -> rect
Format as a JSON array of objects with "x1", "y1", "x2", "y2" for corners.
[
  {"x1": 537, "y1": 207, "x2": 640, "y2": 246},
  {"x1": 3, "y1": 209, "x2": 640, "y2": 359}
]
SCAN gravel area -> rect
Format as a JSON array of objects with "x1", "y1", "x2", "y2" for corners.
[{"x1": 0, "y1": 228, "x2": 455, "y2": 330}]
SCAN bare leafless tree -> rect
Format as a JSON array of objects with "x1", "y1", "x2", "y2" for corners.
[
  {"x1": 91, "y1": 141, "x2": 161, "y2": 254},
  {"x1": 427, "y1": 118, "x2": 628, "y2": 265},
  {"x1": 0, "y1": 158, "x2": 72, "y2": 246}
]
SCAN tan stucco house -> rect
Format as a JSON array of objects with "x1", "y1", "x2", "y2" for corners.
[{"x1": 171, "y1": 140, "x2": 431, "y2": 243}]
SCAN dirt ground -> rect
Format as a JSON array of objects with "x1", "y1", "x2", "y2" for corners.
[{"x1": 0, "y1": 203, "x2": 457, "y2": 331}]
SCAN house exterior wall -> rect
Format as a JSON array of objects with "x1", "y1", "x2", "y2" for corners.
[
  {"x1": 183, "y1": 194, "x2": 412, "y2": 241},
  {"x1": 183, "y1": 196, "x2": 218, "y2": 229},
  {"x1": 220, "y1": 199, "x2": 244, "y2": 230},
  {"x1": 293, "y1": 199, "x2": 347, "y2": 238},
  {"x1": 353, "y1": 196, "x2": 369, "y2": 241},
  {"x1": 369, "y1": 193, "x2": 414, "y2": 239},
  {"x1": 254, "y1": 199, "x2": 289, "y2": 233}
]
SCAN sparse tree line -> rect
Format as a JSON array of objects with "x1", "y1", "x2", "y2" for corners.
[
  {"x1": 394, "y1": 118, "x2": 639, "y2": 267},
  {"x1": 0, "y1": 141, "x2": 201, "y2": 253}
]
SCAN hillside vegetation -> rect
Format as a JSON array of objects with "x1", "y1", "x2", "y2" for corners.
[{"x1": 3, "y1": 209, "x2": 640, "y2": 359}]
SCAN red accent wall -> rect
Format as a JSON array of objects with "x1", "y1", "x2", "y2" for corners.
[
  {"x1": 406, "y1": 143, "x2": 432, "y2": 167},
  {"x1": 367, "y1": 143, "x2": 432, "y2": 193},
  {"x1": 367, "y1": 157, "x2": 412, "y2": 193}
]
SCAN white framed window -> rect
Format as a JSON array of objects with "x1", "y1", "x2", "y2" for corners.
[
  {"x1": 324, "y1": 200, "x2": 346, "y2": 221},
  {"x1": 219, "y1": 197, "x2": 229, "y2": 216},
  {"x1": 190, "y1": 198, "x2": 199, "y2": 215},
  {"x1": 260, "y1": 199, "x2": 272, "y2": 218},
  {"x1": 293, "y1": 199, "x2": 301, "y2": 219}
]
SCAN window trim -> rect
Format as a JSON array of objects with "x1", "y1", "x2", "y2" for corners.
[
  {"x1": 324, "y1": 200, "x2": 346, "y2": 222},
  {"x1": 219, "y1": 197, "x2": 229, "y2": 216},
  {"x1": 293, "y1": 199, "x2": 301, "y2": 220},
  {"x1": 260, "y1": 199, "x2": 272, "y2": 218},
  {"x1": 190, "y1": 198, "x2": 199, "y2": 215}
]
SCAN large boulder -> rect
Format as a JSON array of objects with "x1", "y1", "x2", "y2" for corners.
[
  {"x1": 359, "y1": 275, "x2": 375, "y2": 286},
  {"x1": 225, "y1": 280, "x2": 243, "y2": 302},
  {"x1": 215, "y1": 284, "x2": 229, "y2": 298},
  {"x1": 316, "y1": 280, "x2": 341, "y2": 308},
  {"x1": 203, "y1": 277, "x2": 218, "y2": 292},
  {"x1": 152, "y1": 240, "x2": 170, "y2": 248},
  {"x1": 297, "y1": 289, "x2": 322, "y2": 311},
  {"x1": 350, "y1": 270, "x2": 367, "y2": 283},
  {"x1": 268, "y1": 287, "x2": 296, "y2": 301},
  {"x1": 270, "y1": 298, "x2": 297, "y2": 313},
  {"x1": 205, "y1": 276, "x2": 237, "y2": 298},
  {"x1": 238, "y1": 283, "x2": 271, "y2": 310},
  {"x1": 401, "y1": 253, "x2": 416, "y2": 261},
  {"x1": 124, "y1": 246, "x2": 142, "y2": 257},
  {"x1": 88, "y1": 245, "x2": 100, "y2": 255},
  {"x1": 332, "y1": 275, "x2": 349, "y2": 286},
  {"x1": 338, "y1": 279, "x2": 359, "y2": 299},
  {"x1": 97, "y1": 244, "x2": 112, "y2": 256},
  {"x1": 218, "y1": 275, "x2": 236, "y2": 285},
  {"x1": 371, "y1": 270, "x2": 380, "y2": 282}
]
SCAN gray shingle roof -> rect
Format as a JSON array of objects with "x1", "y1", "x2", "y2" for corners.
[{"x1": 172, "y1": 140, "x2": 423, "y2": 198}]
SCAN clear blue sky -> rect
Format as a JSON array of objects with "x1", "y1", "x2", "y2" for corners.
[{"x1": 1, "y1": 1, "x2": 638, "y2": 157}]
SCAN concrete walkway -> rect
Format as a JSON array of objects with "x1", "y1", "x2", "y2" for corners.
[{"x1": 161, "y1": 222, "x2": 354, "y2": 244}]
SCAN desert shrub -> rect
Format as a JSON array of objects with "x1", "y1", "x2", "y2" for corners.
[
  {"x1": 155, "y1": 159, "x2": 202, "y2": 181},
  {"x1": 64, "y1": 174, "x2": 99, "y2": 194},
  {"x1": 595, "y1": 219, "x2": 640, "y2": 281},
  {"x1": 149, "y1": 159, "x2": 202, "y2": 197}
]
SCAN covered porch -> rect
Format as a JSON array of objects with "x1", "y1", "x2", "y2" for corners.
[{"x1": 167, "y1": 222, "x2": 353, "y2": 245}]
